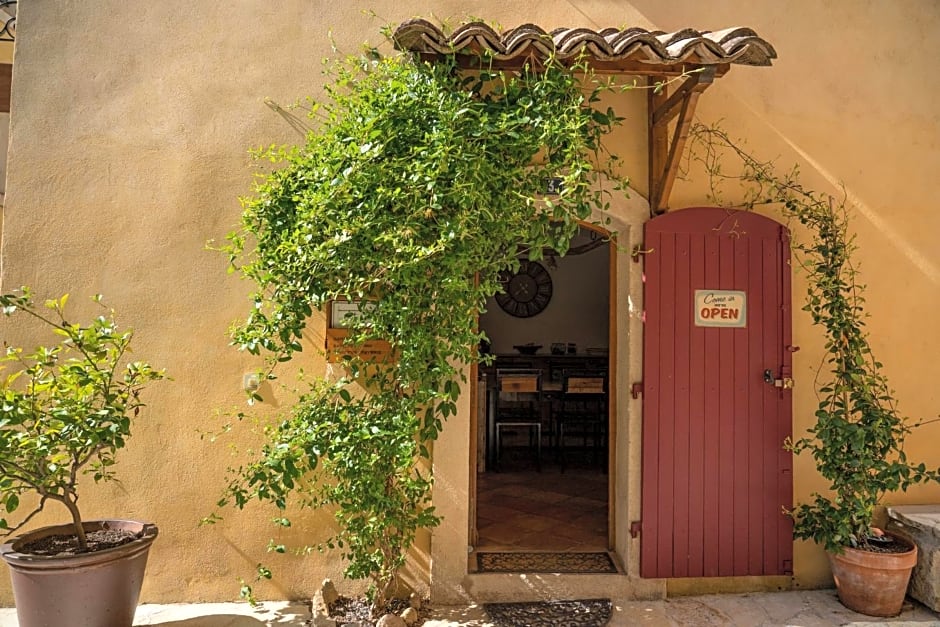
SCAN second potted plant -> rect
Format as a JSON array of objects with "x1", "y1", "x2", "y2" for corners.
[
  {"x1": 0, "y1": 289, "x2": 166, "y2": 627},
  {"x1": 786, "y1": 197, "x2": 939, "y2": 616}
]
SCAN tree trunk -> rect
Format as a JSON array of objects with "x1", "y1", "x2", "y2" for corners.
[{"x1": 62, "y1": 495, "x2": 87, "y2": 551}]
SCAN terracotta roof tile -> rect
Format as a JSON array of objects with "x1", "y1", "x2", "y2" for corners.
[{"x1": 393, "y1": 19, "x2": 776, "y2": 74}]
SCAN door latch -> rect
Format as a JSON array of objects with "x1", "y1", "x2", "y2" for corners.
[
  {"x1": 763, "y1": 369, "x2": 794, "y2": 389},
  {"x1": 630, "y1": 521, "x2": 642, "y2": 538}
]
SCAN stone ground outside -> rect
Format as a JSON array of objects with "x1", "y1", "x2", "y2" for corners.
[{"x1": 1, "y1": 589, "x2": 938, "y2": 626}]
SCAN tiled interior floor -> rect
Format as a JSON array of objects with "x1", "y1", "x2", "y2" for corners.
[{"x1": 475, "y1": 458, "x2": 608, "y2": 553}]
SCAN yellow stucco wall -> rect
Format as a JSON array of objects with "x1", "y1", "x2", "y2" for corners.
[{"x1": 1, "y1": 0, "x2": 938, "y2": 605}]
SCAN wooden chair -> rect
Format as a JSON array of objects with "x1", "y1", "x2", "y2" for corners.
[
  {"x1": 555, "y1": 373, "x2": 607, "y2": 472},
  {"x1": 494, "y1": 369, "x2": 542, "y2": 471}
]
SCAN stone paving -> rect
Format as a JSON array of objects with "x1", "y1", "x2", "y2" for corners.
[
  {"x1": 425, "y1": 590, "x2": 940, "y2": 627},
  {"x1": 0, "y1": 590, "x2": 939, "y2": 625}
]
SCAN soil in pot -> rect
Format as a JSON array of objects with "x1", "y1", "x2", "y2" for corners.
[{"x1": 17, "y1": 527, "x2": 142, "y2": 556}]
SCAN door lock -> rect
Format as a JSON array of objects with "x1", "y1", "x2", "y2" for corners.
[{"x1": 764, "y1": 369, "x2": 794, "y2": 389}]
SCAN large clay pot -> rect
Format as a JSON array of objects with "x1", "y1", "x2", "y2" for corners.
[
  {"x1": 828, "y1": 534, "x2": 917, "y2": 617},
  {"x1": 0, "y1": 519, "x2": 158, "y2": 627}
]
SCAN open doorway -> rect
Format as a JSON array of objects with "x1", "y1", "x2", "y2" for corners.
[{"x1": 472, "y1": 225, "x2": 612, "y2": 557}]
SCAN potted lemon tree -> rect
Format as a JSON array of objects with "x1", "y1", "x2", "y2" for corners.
[{"x1": 0, "y1": 289, "x2": 166, "y2": 627}]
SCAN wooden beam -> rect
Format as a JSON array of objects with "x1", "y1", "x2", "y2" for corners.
[
  {"x1": 648, "y1": 76, "x2": 669, "y2": 215},
  {"x1": 649, "y1": 67, "x2": 716, "y2": 214},
  {"x1": 429, "y1": 53, "x2": 731, "y2": 78},
  {"x1": 652, "y1": 68, "x2": 715, "y2": 127},
  {"x1": 656, "y1": 91, "x2": 702, "y2": 214}
]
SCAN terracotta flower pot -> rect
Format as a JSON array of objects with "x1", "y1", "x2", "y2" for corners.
[
  {"x1": 0, "y1": 519, "x2": 158, "y2": 627},
  {"x1": 827, "y1": 533, "x2": 917, "y2": 617}
]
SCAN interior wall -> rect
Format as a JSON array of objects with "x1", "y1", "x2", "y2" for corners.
[{"x1": 480, "y1": 232, "x2": 610, "y2": 355}]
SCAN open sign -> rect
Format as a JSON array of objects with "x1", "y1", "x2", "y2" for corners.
[{"x1": 694, "y1": 290, "x2": 746, "y2": 328}]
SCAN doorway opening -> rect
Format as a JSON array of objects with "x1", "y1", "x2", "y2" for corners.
[{"x1": 471, "y1": 225, "x2": 613, "y2": 556}]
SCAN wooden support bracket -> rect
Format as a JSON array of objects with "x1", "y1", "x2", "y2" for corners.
[{"x1": 648, "y1": 67, "x2": 716, "y2": 214}]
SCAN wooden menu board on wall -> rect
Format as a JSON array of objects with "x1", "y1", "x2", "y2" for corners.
[
  {"x1": 324, "y1": 328, "x2": 392, "y2": 363},
  {"x1": 325, "y1": 299, "x2": 392, "y2": 363}
]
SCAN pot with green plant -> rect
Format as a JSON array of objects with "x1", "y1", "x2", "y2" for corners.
[
  {"x1": 785, "y1": 196, "x2": 939, "y2": 617},
  {"x1": 686, "y1": 123, "x2": 940, "y2": 617},
  {"x1": 0, "y1": 288, "x2": 166, "y2": 627}
]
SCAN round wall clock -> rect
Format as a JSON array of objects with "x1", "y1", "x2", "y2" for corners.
[{"x1": 495, "y1": 260, "x2": 553, "y2": 318}]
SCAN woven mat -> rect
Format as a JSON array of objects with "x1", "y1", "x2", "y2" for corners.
[
  {"x1": 484, "y1": 599, "x2": 612, "y2": 627},
  {"x1": 476, "y1": 551, "x2": 617, "y2": 574}
]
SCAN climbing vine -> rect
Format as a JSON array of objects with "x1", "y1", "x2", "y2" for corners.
[
  {"x1": 685, "y1": 123, "x2": 940, "y2": 553},
  {"x1": 215, "y1": 46, "x2": 628, "y2": 610}
]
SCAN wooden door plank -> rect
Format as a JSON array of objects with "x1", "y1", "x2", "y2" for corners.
[
  {"x1": 716, "y1": 234, "x2": 736, "y2": 577},
  {"x1": 732, "y1": 238, "x2": 751, "y2": 575},
  {"x1": 701, "y1": 232, "x2": 721, "y2": 577},
  {"x1": 687, "y1": 233, "x2": 707, "y2": 577},
  {"x1": 641, "y1": 229, "x2": 663, "y2": 578},
  {"x1": 672, "y1": 232, "x2": 692, "y2": 577},
  {"x1": 761, "y1": 238, "x2": 782, "y2": 575},
  {"x1": 656, "y1": 232, "x2": 678, "y2": 577},
  {"x1": 746, "y1": 235, "x2": 768, "y2": 574}
]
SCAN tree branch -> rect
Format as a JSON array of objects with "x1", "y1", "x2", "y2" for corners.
[{"x1": 1, "y1": 496, "x2": 47, "y2": 538}]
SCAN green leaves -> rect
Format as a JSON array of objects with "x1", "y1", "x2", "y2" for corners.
[
  {"x1": 226, "y1": 54, "x2": 623, "y2": 378},
  {"x1": 219, "y1": 45, "x2": 627, "y2": 612},
  {"x1": 0, "y1": 288, "x2": 166, "y2": 544}
]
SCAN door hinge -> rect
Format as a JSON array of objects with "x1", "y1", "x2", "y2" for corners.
[
  {"x1": 632, "y1": 245, "x2": 654, "y2": 263},
  {"x1": 630, "y1": 521, "x2": 642, "y2": 538},
  {"x1": 631, "y1": 382, "x2": 643, "y2": 399}
]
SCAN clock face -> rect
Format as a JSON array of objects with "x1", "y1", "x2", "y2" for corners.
[{"x1": 495, "y1": 260, "x2": 553, "y2": 318}]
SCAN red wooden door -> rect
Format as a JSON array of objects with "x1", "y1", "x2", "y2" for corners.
[{"x1": 641, "y1": 207, "x2": 793, "y2": 578}]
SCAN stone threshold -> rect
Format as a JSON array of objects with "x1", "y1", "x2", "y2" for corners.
[{"x1": 445, "y1": 572, "x2": 666, "y2": 605}]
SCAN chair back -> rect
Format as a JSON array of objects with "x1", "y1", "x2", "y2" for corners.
[
  {"x1": 564, "y1": 375, "x2": 605, "y2": 395},
  {"x1": 560, "y1": 372, "x2": 606, "y2": 419},
  {"x1": 496, "y1": 369, "x2": 542, "y2": 421},
  {"x1": 497, "y1": 369, "x2": 541, "y2": 395}
]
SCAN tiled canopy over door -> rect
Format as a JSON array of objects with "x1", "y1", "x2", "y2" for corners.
[{"x1": 641, "y1": 207, "x2": 793, "y2": 578}]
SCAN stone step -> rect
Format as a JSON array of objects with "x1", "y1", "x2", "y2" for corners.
[{"x1": 887, "y1": 504, "x2": 940, "y2": 613}]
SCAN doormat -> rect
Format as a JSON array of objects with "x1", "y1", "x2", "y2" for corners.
[
  {"x1": 476, "y1": 551, "x2": 617, "y2": 574},
  {"x1": 484, "y1": 598, "x2": 612, "y2": 627}
]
